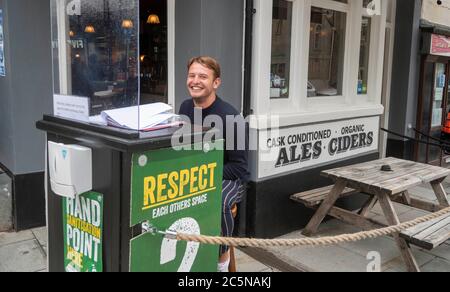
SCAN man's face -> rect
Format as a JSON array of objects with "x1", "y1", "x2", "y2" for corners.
[{"x1": 187, "y1": 62, "x2": 221, "y2": 100}]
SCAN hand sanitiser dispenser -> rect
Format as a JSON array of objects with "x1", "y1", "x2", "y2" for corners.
[{"x1": 48, "y1": 141, "x2": 92, "y2": 198}]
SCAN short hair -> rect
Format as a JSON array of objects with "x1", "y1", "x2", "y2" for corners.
[{"x1": 187, "y1": 56, "x2": 221, "y2": 79}]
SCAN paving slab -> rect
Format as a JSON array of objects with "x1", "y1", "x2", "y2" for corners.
[
  {"x1": 264, "y1": 212, "x2": 450, "y2": 272},
  {"x1": 0, "y1": 230, "x2": 35, "y2": 247},
  {"x1": 0, "y1": 239, "x2": 47, "y2": 272},
  {"x1": 371, "y1": 202, "x2": 412, "y2": 216},
  {"x1": 0, "y1": 173, "x2": 12, "y2": 232},
  {"x1": 382, "y1": 248, "x2": 436, "y2": 272},
  {"x1": 295, "y1": 219, "x2": 403, "y2": 267},
  {"x1": 277, "y1": 245, "x2": 370, "y2": 272},
  {"x1": 314, "y1": 219, "x2": 361, "y2": 237},
  {"x1": 420, "y1": 244, "x2": 450, "y2": 262},
  {"x1": 369, "y1": 214, "x2": 389, "y2": 226},
  {"x1": 338, "y1": 236, "x2": 401, "y2": 266},
  {"x1": 32, "y1": 227, "x2": 48, "y2": 249},
  {"x1": 398, "y1": 209, "x2": 429, "y2": 222},
  {"x1": 408, "y1": 185, "x2": 439, "y2": 201},
  {"x1": 421, "y1": 257, "x2": 450, "y2": 272},
  {"x1": 235, "y1": 248, "x2": 273, "y2": 272}
]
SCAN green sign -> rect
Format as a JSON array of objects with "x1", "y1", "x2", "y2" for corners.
[
  {"x1": 63, "y1": 192, "x2": 103, "y2": 272},
  {"x1": 130, "y1": 144, "x2": 223, "y2": 272}
]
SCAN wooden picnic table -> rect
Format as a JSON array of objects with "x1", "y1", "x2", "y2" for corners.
[{"x1": 303, "y1": 157, "x2": 450, "y2": 272}]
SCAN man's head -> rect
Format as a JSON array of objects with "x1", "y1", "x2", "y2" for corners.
[{"x1": 187, "y1": 56, "x2": 222, "y2": 104}]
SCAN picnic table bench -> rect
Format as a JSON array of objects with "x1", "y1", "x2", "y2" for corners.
[
  {"x1": 291, "y1": 185, "x2": 360, "y2": 208},
  {"x1": 400, "y1": 213, "x2": 450, "y2": 250},
  {"x1": 291, "y1": 157, "x2": 450, "y2": 272}
]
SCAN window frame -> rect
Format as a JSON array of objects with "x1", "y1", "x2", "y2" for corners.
[{"x1": 251, "y1": 0, "x2": 388, "y2": 126}]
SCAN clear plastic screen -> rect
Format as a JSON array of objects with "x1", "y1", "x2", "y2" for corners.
[{"x1": 50, "y1": 0, "x2": 139, "y2": 131}]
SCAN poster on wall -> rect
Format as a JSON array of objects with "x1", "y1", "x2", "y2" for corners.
[
  {"x1": 63, "y1": 192, "x2": 103, "y2": 272},
  {"x1": 0, "y1": 9, "x2": 5, "y2": 77},
  {"x1": 430, "y1": 34, "x2": 450, "y2": 58},
  {"x1": 258, "y1": 116, "x2": 380, "y2": 179}
]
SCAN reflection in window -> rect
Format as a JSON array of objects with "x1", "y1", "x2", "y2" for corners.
[
  {"x1": 64, "y1": 0, "x2": 139, "y2": 115},
  {"x1": 53, "y1": 0, "x2": 169, "y2": 117},
  {"x1": 270, "y1": 0, "x2": 292, "y2": 99},
  {"x1": 432, "y1": 63, "x2": 446, "y2": 127},
  {"x1": 308, "y1": 7, "x2": 346, "y2": 98},
  {"x1": 140, "y1": 0, "x2": 168, "y2": 105},
  {"x1": 358, "y1": 17, "x2": 371, "y2": 95}
]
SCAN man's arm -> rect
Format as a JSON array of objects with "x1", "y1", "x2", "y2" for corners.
[{"x1": 223, "y1": 119, "x2": 249, "y2": 182}]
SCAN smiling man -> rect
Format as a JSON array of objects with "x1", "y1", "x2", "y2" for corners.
[{"x1": 179, "y1": 56, "x2": 249, "y2": 272}]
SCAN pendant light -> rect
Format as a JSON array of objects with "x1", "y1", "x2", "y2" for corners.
[{"x1": 147, "y1": 14, "x2": 160, "y2": 25}]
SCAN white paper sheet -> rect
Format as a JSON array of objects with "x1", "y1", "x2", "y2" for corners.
[{"x1": 100, "y1": 103, "x2": 175, "y2": 130}]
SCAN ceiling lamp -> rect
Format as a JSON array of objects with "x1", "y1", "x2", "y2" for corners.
[
  {"x1": 122, "y1": 19, "x2": 134, "y2": 29},
  {"x1": 69, "y1": 30, "x2": 75, "y2": 37},
  {"x1": 84, "y1": 25, "x2": 95, "y2": 33},
  {"x1": 147, "y1": 14, "x2": 160, "y2": 25}
]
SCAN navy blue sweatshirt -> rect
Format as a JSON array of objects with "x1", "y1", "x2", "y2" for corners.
[{"x1": 179, "y1": 97, "x2": 250, "y2": 182}]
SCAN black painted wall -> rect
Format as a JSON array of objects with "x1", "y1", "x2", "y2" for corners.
[{"x1": 387, "y1": 0, "x2": 422, "y2": 157}]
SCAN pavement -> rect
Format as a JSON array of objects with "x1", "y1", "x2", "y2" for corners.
[
  {"x1": 0, "y1": 227, "x2": 47, "y2": 272},
  {"x1": 1, "y1": 178, "x2": 450, "y2": 272}
]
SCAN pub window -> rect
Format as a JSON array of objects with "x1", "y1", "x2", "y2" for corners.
[
  {"x1": 270, "y1": 0, "x2": 293, "y2": 99},
  {"x1": 307, "y1": 6, "x2": 347, "y2": 98},
  {"x1": 358, "y1": 0, "x2": 376, "y2": 96},
  {"x1": 358, "y1": 16, "x2": 371, "y2": 95},
  {"x1": 255, "y1": 0, "x2": 388, "y2": 117}
]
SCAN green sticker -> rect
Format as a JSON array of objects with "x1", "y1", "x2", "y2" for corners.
[{"x1": 63, "y1": 192, "x2": 103, "y2": 272}]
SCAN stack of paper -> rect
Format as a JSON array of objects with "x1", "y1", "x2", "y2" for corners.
[{"x1": 100, "y1": 103, "x2": 180, "y2": 131}]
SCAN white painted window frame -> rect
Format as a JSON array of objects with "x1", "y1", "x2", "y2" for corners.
[{"x1": 251, "y1": 0, "x2": 389, "y2": 128}]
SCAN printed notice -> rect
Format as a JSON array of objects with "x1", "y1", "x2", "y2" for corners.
[{"x1": 54, "y1": 94, "x2": 90, "y2": 122}]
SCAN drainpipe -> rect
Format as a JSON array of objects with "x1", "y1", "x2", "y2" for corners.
[{"x1": 243, "y1": 0, "x2": 255, "y2": 118}]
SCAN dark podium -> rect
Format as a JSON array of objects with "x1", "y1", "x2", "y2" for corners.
[{"x1": 37, "y1": 115, "x2": 224, "y2": 272}]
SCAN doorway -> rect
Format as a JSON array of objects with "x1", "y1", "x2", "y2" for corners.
[{"x1": 415, "y1": 56, "x2": 450, "y2": 166}]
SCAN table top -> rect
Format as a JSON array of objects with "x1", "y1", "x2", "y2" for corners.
[
  {"x1": 94, "y1": 90, "x2": 121, "y2": 98},
  {"x1": 322, "y1": 157, "x2": 450, "y2": 195}
]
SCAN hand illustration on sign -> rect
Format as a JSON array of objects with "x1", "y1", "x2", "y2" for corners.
[{"x1": 160, "y1": 218, "x2": 200, "y2": 272}]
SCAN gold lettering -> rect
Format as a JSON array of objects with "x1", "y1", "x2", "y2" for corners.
[
  {"x1": 167, "y1": 171, "x2": 179, "y2": 199},
  {"x1": 142, "y1": 163, "x2": 218, "y2": 209},
  {"x1": 143, "y1": 176, "x2": 156, "y2": 207},
  {"x1": 179, "y1": 169, "x2": 190, "y2": 196},
  {"x1": 198, "y1": 165, "x2": 208, "y2": 190},
  {"x1": 190, "y1": 167, "x2": 199, "y2": 193},
  {"x1": 157, "y1": 173, "x2": 168, "y2": 203},
  {"x1": 208, "y1": 163, "x2": 217, "y2": 188}
]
